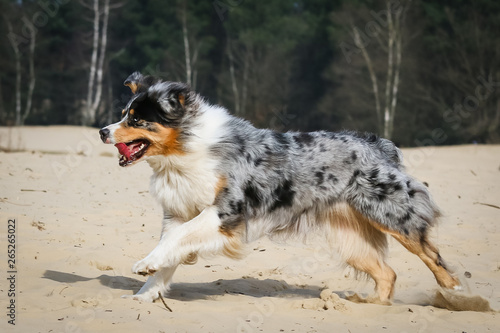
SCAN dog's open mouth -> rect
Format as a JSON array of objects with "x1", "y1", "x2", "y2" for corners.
[{"x1": 115, "y1": 139, "x2": 150, "y2": 167}]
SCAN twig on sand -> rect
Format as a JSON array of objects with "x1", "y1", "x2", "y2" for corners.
[
  {"x1": 0, "y1": 198, "x2": 31, "y2": 206},
  {"x1": 473, "y1": 202, "x2": 500, "y2": 210},
  {"x1": 21, "y1": 189, "x2": 47, "y2": 192},
  {"x1": 158, "y1": 292, "x2": 173, "y2": 312}
]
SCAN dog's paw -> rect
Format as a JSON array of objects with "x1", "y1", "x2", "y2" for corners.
[
  {"x1": 132, "y1": 258, "x2": 160, "y2": 276},
  {"x1": 121, "y1": 293, "x2": 157, "y2": 303}
]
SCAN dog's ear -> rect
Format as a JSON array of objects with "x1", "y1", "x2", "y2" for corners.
[
  {"x1": 165, "y1": 82, "x2": 190, "y2": 110},
  {"x1": 150, "y1": 82, "x2": 192, "y2": 124},
  {"x1": 124, "y1": 72, "x2": 142, "y2": 94},
  {"x1": 124, "y1": 72, "x2": 160, "y2": 94}
]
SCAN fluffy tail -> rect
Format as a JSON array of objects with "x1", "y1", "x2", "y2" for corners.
[{"x1": 343, "y1": 167, "x2": 440, "y2": 237}]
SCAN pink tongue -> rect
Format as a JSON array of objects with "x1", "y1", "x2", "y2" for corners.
[{"x1": 115, "y1": 143, "x2": 131, "y2": 159}]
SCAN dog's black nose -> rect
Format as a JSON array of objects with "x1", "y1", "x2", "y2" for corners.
[{"x1": 99, "y1": 128, "x2": 110, "y2": 143}]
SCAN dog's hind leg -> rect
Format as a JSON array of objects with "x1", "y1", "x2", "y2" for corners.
[
  {"x1": 389, "y1": 230, "x2": 461, "y2": 290},
  {"x1": 329, "y1": 204, "x2": 397, "y2": 304},
  {"x1": 345, "y1": 256, "x2": 396, "y2": 305},
  {"x1": 343, "y1": 165, "x2": 461, "y2": 292}
]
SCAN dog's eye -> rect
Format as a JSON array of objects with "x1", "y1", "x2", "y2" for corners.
[{"x1": 128, "y1": 116, "x2": 141, "y2": 126}]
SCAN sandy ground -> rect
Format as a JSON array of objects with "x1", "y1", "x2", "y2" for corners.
[{"x1": 0, "y1": 126, "x2": 499, "y2": 333}]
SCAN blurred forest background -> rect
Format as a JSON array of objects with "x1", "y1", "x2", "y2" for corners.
[{"x1": 0, "y1": 0, "x2": 499, "y2": 146}]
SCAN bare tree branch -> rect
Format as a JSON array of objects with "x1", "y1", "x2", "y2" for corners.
[
  {"x1": 372, "y1": 25, "x2": 388, "y2": 53},
  {"x1": 353, "y1": 26, "x2": 382, "y2": 131}
]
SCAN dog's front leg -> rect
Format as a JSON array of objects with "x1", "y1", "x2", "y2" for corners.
[
  {"x1": 132, "y1": 206, "x2": 232, "y2": 278},
  {"x1": 122, "y1": 215, "x2": 183, "y2": 302},
  {"x1": 131, "y1": 215, "x2": 184, "y2": 276},
  {"x1": 122, "y1": 266, "x2": 178, "y2": 302}
]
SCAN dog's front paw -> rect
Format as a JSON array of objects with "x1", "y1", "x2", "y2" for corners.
[{"x1": 132, "y1": 257, "x2": 160, "y2": 276}]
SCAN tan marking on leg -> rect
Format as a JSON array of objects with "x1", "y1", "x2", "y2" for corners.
[
  {"x1": 326, "y1": 203, "x2": 389, "y2": 263},
  {"x1": 397, "y1": 234, "x2": 460, "y2": 289},
  {"x1": 182, "y1": 252, "x2": 198, "y2": 265},
  {"x1": 214, "y1": 176, "x2": 227, "y2": 198},
  {"x1": 326, "y1": 203, "x2": 395, "y2": 303},
  {"x1": 368, "y1": 221, "x2": 461, "y2": 290},
  {"x1": 219, "y1": 224, "x2": 245, "y2": 260},
  {"x1": 346, "y1": 256, "x2": 396, "y2": 304}
]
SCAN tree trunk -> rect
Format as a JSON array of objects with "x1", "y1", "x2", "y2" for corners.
[
  {"x1": 351, "y1": 0, "x2": 406, "y2": 140},
  {"x1": 181, "y1": 2, "x2": 192, "y2": 87},
  {"x1": 107, "y1": 66, "x2": 114, "y2": 125},
  {"x1": 0, "y1": 80, "x2": 4, "y2": 123},
  {"x1": 5, "y1": 18, "x2": 22, "y2": 126},
  {"x1": 85, "y1": 0, "x2": 100, "y2": 126},
  {"x1": 91, "y1": 0, "x2": 109, "y2": 118},
  {"x1": 241, "y1": 50, "x2": 249, "y2": 116},
  {"x1": 388, "y1": 9, "x2": 402, "y2": 140},
  {"x1": 487, "y1": 88, "x2": 500, "y2": 142},
  {"x1": 227, "y1": 41, "x2": 240, "y2": 115},
  {"x1": 84, "y1": 0, "x2": 110, "y2": 126},
  {"x1": 23, "y1": 15, "x2": 36, "y2": 124},
  {"x1": 15, "y1": 54, "x2": 22, "y2": 126},
  {"x1": 383, "y1": 0, "x2": 395, "y2": 139},
  {"x1": 354, "y1": 0, "x2": 405, "y2": 140},
  {"x1": 191, "y1": 43, "x2": 200, "y2": 90}
]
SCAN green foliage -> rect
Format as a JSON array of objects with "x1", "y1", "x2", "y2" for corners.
[{"x1": 0, "y1": 0, "x2": 498, "y2": 144}]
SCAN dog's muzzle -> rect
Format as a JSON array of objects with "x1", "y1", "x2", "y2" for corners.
[{"x1": 99, "y1": 128, "x2": 111, "y2": 144}]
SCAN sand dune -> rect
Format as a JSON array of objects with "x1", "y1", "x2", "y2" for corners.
[{"x1": 1, "y1": 126, "x2": 499, "y2": 332}]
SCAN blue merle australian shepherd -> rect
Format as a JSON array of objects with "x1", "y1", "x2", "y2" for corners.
[{"x1": 99, "y1": 72, "x2": 461, "y2": 304}]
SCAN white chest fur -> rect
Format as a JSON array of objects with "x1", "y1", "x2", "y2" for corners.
[
  {"x1": 147, "y1": 103, "x2": 231, "y2": 221},
  {"x1": 148, "y1": 153, "x2": 219, "y2": 221}
]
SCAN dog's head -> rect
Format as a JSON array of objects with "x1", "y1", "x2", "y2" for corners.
[{"x1": 99, "y1": 72, "x2": 195, "y2": 167}]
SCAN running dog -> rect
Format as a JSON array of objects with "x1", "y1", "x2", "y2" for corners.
[{"x1": 99, "y1": 72, "x2": 461, "y2": 303}]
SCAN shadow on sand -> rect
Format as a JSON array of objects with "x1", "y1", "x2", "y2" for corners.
[{"x1": 42, "y1": 270, "x2": 322, "y2": 301}]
